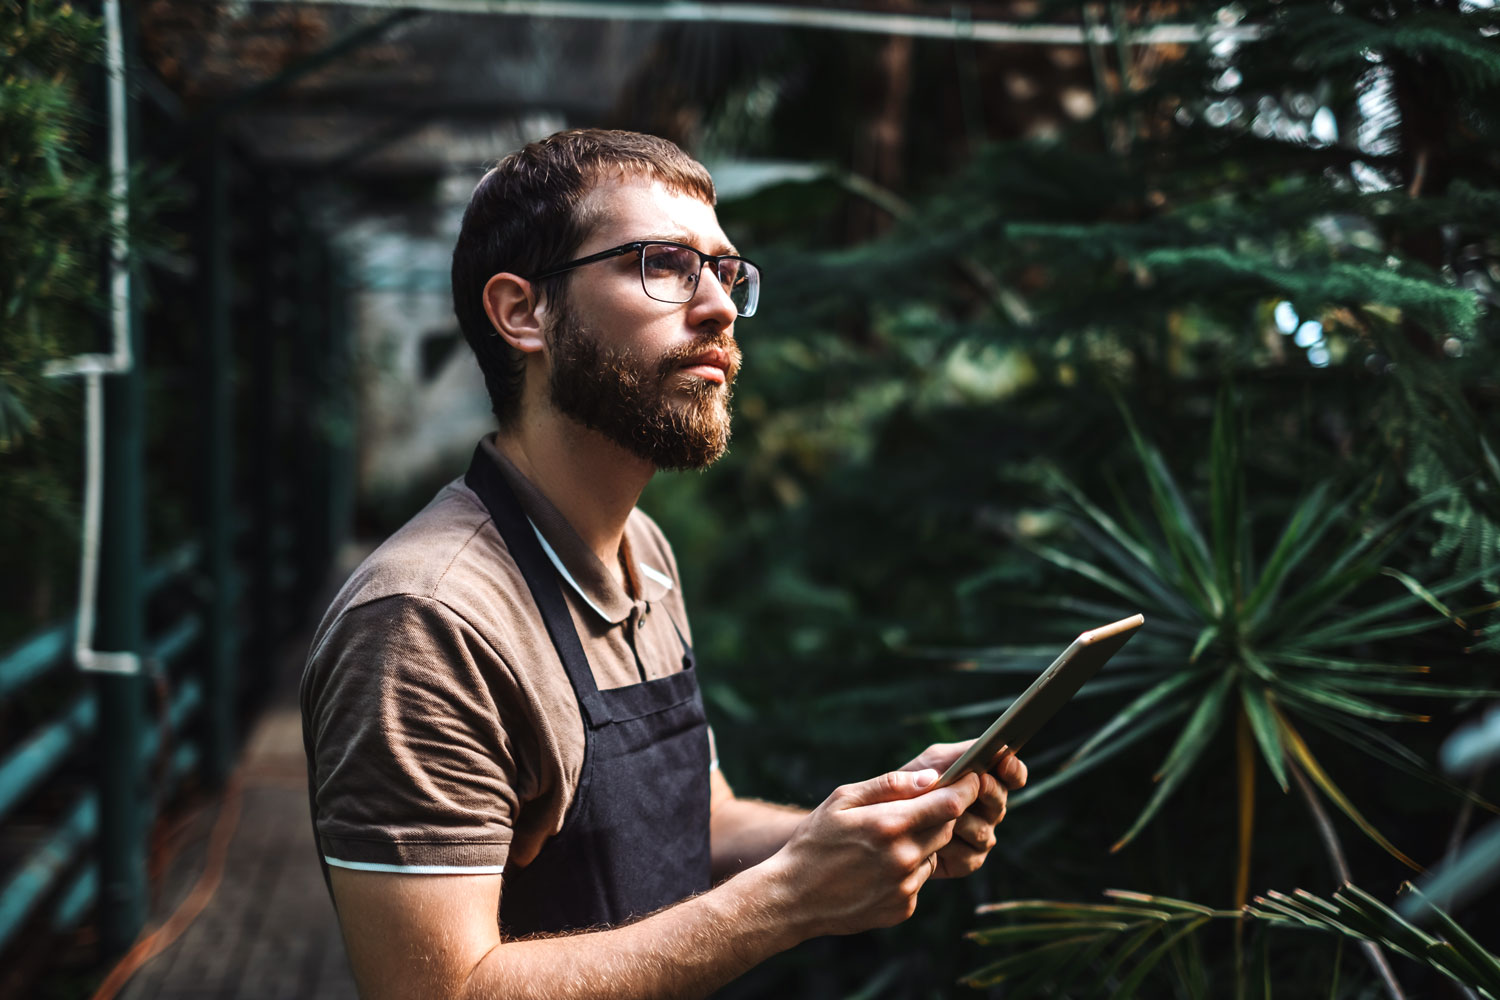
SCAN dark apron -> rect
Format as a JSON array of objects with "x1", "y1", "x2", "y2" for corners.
[{"x1": 464, "y1": 445, "x2": 712, "y2": 935}]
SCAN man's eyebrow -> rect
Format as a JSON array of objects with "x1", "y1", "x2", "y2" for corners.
[{"x1": 640, "y1": 231, "x2": 739, "y2": 257}]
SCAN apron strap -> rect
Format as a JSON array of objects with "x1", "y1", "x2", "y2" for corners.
[
  {"x1": 663, "y1": 609, "x2": 696, "y2": 671},
  {"x1": 464, "y1": 445, "x2": 609, "y2": 726}
]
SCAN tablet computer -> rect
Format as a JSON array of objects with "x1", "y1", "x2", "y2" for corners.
[{"x1": 932, "y1": 614, "x2": 1144, "y2": 789}]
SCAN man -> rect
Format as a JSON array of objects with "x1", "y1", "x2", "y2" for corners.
[{"x1": 301, "y1": 129, "x2": 1026, "y2": 1000}]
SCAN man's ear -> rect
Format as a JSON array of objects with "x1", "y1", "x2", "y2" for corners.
[{"x1": 482, "y1": 273, "x2": 548, "y2": 354}]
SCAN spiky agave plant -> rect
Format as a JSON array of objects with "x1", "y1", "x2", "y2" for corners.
[
  {"x1": 953, "y1": 391, "x2": 1498, "y2": 908},
  {"x1": 962, "y1": 884, "x2": 1500, "y2": 999}
]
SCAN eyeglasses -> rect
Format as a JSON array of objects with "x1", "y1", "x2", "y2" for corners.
[{"x1": 530, "y1": 240, "x2": 761, "y2": 318}]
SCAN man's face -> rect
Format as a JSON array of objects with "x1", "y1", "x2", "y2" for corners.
[{"x1": 540, "y1": 174, "x2": 743, "y2": 471}]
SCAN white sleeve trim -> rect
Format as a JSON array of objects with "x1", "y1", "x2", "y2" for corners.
[{"x1": 325, "y1": 857, "x2": 505, "y2": 875}]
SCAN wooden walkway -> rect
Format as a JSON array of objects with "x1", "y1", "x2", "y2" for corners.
[{"x1": 110, "y1": 652, "x2": 361, "y2": 999}]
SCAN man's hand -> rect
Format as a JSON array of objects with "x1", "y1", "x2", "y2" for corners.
[
  {"x1": 763, "y1": 767, "x2": 983, "y2": 938},
  {"x1": 898, "y1": 741, "x2": 1028, "y2": 879}
]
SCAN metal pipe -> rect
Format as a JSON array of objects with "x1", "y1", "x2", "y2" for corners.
[
  {"x1": 50, "y1": 864, "x2": 98, "y2": 933},
  {"x1": 0, "y1": 696, "x2": 98, "y2": 827},
  {"x1": 0, "y1": 794, "x2": 97, "y2": 953},
  {"x1": 0, "y1": 625, "x2": 73, "y2": 700},
  {"x1": 248, "y1": 174, "x2": 282, "y2": 686},
  {"x1": 43, "y1": 749, "x2": 205, "y2": 937},
  {"x1": 0, "y1": 628, "x2": 194, "y2": 932},
  {"x1": 92, "y1": 0, "x2": 150, "y2": 954},
  {"x1": 139, "y1": 678, "x2": 205, "y2": 763},
  {"x1": 0, "y1": 545, "x2": 199, "y2": 698},
  {"x1": 171, "y1": 743, "x2": 201, "y2": 781},
  {"x1": 141, "y1": 541, "x2": 201, "y2": 594},
  {"x1": 263, "y1": 0, "x2": 1263, "y2": 45},
  {"x1": 199, "y1": 127, "x2": 237, "y2": 786},
  {"x1": 169, "y1": 679, "x2": 204, "y2": 734},
  {"x1": 41, "y1": 0, "x2": 138, "y2": 676},
  {"x1": 149, "y1": 614, "x2": 204, "y2": 670}
]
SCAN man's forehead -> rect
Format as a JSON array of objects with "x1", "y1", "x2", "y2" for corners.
[{"x1": 579, "y1": 173, "x2": 735, "y2": 255}]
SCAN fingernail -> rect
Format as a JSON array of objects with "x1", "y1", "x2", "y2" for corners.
[{"x1": 912, "y1": 769, "x2": 939, "y2": 789}]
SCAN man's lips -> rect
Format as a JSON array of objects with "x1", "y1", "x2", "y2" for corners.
[
  {"x1": 678, "y1": 348, "x2": 733, "y2": 385},
  {"x1": 681, "y1": 364, "x2": 726, "y2": 384}
]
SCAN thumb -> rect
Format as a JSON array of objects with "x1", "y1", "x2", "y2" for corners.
[{"x1": 835, "y1": 768, "x2": 940, "y2": 808}]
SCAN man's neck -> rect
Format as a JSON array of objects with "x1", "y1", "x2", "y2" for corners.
[{"x1": 491, "y1": 416, "x2": 655, "y2": 587}]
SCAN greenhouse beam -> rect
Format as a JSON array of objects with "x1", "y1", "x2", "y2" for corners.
[{"x1": 261, "y1": 0, "x2": 1263, "y2": 46}]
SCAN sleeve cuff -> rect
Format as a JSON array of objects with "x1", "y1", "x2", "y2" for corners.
[
  {"x1": 319, "y1": 833, "x2": 510, "y2": 872},
  {"x1": 325, "y1": 857, "x2": 505, "y2": 875}
]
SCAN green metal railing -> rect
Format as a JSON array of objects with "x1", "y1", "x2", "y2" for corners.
[
  {"x1": 0, "y1": 0, "x2": 360, "y2": 972},
  {"x1": 0, "y1": 548, "x2": 205, "y2": 950},
  {"x1": 0, "y1": 231, "x2": 349, "y2": 960}
]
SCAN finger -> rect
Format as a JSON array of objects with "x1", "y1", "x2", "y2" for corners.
[
  {"x1": 898, "y1": 773, "x2": 982, "y2": 828},
  {"x1": 995, "y1": 754, "x2": 1028, "y2": 791},
  {"x1": 965, "y1": 774, "x2": 1005, "y2": 825},
  {"x1": 875, "y1": 799, "x2": 971, "y2": 852},
  {"x1": 833, "y1": 768, "x2": 941, "y2": 809},
  {"x1": 885, "y1": 819, "x2": 959, "y2": 886},
  {"x1": 932, "y1": 840, "x2": 986, "y2": 879},
  {"x1": 906, "y1": 850, "x2": 944, "y2": 894},
  {"x1": 899, "y1": 741, "x2": 971, "y2": 773},
  {"x1": 845, "y1": 773, "x2": 981, "y2": 850},
  {"x1": 951, "y1": 810, "x2": 998, "y2": 852}
]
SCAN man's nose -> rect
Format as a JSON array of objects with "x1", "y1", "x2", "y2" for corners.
[{"x1": 687, "y1": 266, "x2": 739, "y2": 331}]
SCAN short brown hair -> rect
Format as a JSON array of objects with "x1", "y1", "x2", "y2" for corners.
[{"x1": 451, "y1": 129, "x2": 717, "y2": 426}]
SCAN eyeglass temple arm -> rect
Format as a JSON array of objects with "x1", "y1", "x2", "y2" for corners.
[{"x1": 530, "y1": 243, "x2": 643, "y2": 281}]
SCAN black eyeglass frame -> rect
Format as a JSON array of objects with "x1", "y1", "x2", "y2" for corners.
[{"x1": 529, "y1": 240, "x2": 761, "y2": 318}]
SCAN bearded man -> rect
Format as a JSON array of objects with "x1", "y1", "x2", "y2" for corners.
[{"x1": 301, "y1": 129, "x2": 1026, "y2": 1000}]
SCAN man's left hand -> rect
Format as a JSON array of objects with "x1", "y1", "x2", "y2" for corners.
[{"x1": 899, "y1": 742, "x2": 1028, "y2": 879}]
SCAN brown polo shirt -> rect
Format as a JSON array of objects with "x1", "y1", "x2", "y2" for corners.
[{"x1": 300, "y1": 437, "x2": 709, "y2": 877}]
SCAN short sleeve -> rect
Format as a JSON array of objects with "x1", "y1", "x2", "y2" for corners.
[{"x1": 303, "y1": 594, "x2": 521, "y2": 873}]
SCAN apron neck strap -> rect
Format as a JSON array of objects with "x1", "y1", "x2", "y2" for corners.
[{"x1": 464, "y1": 444, "x2": 604, "y2": 715}]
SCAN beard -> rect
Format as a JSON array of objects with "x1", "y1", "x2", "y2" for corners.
[{"x1": 545, "y1": 310, "x2": 741, "y2": 471}]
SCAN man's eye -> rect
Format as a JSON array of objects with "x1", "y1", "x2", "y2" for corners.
[{"x1": 643, "y1": 247, "x2": 697, "y2": 277}]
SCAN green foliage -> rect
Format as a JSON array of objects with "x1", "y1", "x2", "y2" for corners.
[
  {"x1": 1, "y1": 0, "x2": 109, "y2": 417},
  {"x1": 0, "y1": 1, "x2": 117, "y2": 642},
  {"x1": 648, "y1": 0, "x2": 1500, "y2": 995},
  {"x1": 970, "y1": 393, "x2": 1499, "y2": 866},
  {"x1": 964, "y1": 884, "x2": 1500, "y2": 998}
]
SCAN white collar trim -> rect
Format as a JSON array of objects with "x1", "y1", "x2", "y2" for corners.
[
  {"x1": 528, "y1": 518, "x2": 674, "y2": 621},
  {"x1": 638, "y1": 562, "x2": 675, "y2": 592},
  {"x1": 530, "y1": 520, "x2": 609, "y2": 620}
]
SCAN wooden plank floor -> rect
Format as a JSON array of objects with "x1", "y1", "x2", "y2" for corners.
[{"x1": 113, "y1": 687, "x2": 360, "y2": 1000}]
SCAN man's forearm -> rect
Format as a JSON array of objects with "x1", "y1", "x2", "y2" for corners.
[
  {"x1": 710, "y1": 797, "x2": 809, "y2": 881},
  {"x1": 460, "y1": 864, "x2": 802, "y2": 1000},
  {"x1": 335, "y1": 768, "x2": 982, "y2": 1000}
]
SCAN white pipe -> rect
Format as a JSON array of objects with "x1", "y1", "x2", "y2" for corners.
[
  {"x1": 262, "y1": 0, "x2": 1263, "y2": 46},
  {"x1": 44, "y1": 0, "x2": 140, "y2": 675},
  {"x1": 75, "y1": 374, "x2": 138, "y2": 674}
]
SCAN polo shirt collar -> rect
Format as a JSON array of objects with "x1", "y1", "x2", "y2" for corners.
[{"x1": 480, "y1": 437, "x2": 673, "y2": 624}]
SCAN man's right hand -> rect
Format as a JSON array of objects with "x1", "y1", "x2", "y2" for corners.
[{"x1": 763, "y1": 767, "x2": 983, "y2": 938}]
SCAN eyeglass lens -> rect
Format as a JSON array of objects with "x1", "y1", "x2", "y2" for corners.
[{"x1": 640, "y1": 244, "x2": 759, "y2": 316}]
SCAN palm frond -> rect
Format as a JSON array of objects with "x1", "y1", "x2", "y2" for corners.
[{"x1": 965, "y1": 884, "x2": 1500, "y2": 998}]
